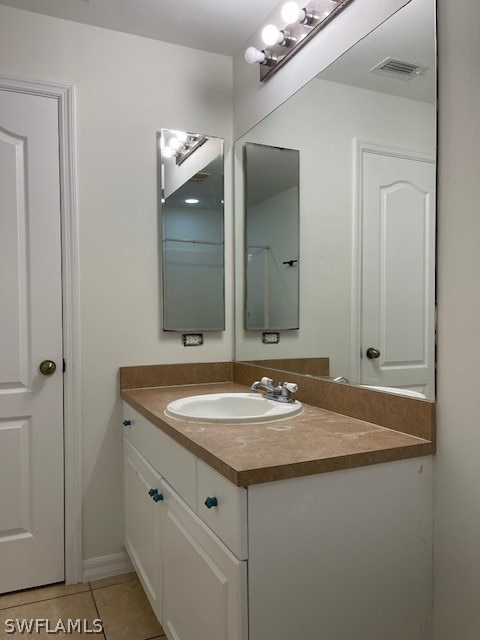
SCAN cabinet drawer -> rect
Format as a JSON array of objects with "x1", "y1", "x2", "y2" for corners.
[
  {"x1": 122, "y1": 401, "x2": 197, "y2": 511},
  {"x1": 197, "y1": 459, "x2": 248, "y2": 560}
]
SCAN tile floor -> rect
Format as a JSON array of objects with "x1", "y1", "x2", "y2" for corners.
[{"x1": 0, "y1": 572, "x2": 165, "y2": 639}]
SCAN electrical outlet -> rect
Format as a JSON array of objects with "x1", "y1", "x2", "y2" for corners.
[
  {"x1": 182, "y1": 333, "x2": 204, "y2": 347},
  {"x1": 262, "y1": 332, "x2": 280, "y2": 344}
]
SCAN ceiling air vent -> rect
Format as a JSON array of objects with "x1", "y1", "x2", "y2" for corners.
[
  {"x1": 189, "y1": 172, "x2": 210, "y2": 182},
  {"x1": 371, "y1": 57, "x2": 429, "y2": 81}
]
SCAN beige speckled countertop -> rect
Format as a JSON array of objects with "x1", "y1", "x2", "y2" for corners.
[{"x1": 121, "y1": 382, "x2": 434, "y2": 487}]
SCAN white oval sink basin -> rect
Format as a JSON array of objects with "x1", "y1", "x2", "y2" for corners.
[
  {"x1": 165, "y1": 393, "x2": 303, "y2": 424},
  {"x1": 360, "y1": 385, "x2": 426, "y2": 399}
]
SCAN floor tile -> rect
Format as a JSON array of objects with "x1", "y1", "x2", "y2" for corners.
[
  {"x1": 0, "y1": 591, "x2": 104, "y2": 639},
  {"x1": 90, "y1": 572, "x2": 138, "y2": 590},
  {"x1": 92, "y1": 580, "x2": 164, "y2": 640},
  {"x1": 0, "y1": 582, "x2": 90, "y2": 611}
]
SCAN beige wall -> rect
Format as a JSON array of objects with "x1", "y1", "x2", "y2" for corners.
[
  {"x1": 434, "y1": 0, "x2": 480, "y2": 636},
  {"x1": 0, "y1": 4, "x2": 233, "y2": 563}
]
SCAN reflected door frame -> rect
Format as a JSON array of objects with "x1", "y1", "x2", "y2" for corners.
[
  {"x1": 352, "y1": 138, "x2": 436, "y2": 391},
  {"x1": 0, "y1": 74, "x2": 82, "y2": 583}
]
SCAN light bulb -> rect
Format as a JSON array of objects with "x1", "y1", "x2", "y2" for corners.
[
  {"x1": 261, "y1": 24, "x2": 284, "y2": 46},
  {"x1": 162, "y1": 146, "x2": 174, "y2": 159},
  {"x1": 176, "y1": 131, "x2": 188, "y2": 143},
  {"x1": 185, "y1": 198, "x2": 199, "y2": 204},
  {"x1": 244, "y1": 47, "x2": 266, "y2": 64},
  {"x1": 169, "y1": 137, "x2": 181, "y2": 150},
  {"x1": 281, "y1": 2, "x2": 304, "y2": 24}
]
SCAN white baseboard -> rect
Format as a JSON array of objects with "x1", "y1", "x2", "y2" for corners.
[{"x1": 82, "y1": 551, "x2": 134, "y2": 583}]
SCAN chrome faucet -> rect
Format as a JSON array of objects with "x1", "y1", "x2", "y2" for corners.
[
  {"x1": 250, "y1": 377, "x2": 298, "y2": 403},
  {"x1": 333, "y1": 376, "x2": 349, "y2": 384}
]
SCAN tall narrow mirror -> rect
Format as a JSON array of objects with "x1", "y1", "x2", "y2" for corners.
[
  {"x1": 159, "y1": 129, "x2": 225, "y2": 331},
  {"x1": 234, "y1": 0, "x2": 436, "y2": 398},
  {"x1": 245, "y1": 143, "x2": 300, "y2": 330}
]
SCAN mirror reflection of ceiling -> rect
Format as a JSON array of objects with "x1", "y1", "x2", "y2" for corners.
[
  {"x1": 0, "y1": 0, "x2": 282, "y2": 54},
  {"x1": 166, "y1": 155, "x2": 223, "y2": 212},
  {"x1": 246, "y1": 145, "x2": 299, "y2": 208},
  {"x1": 319, "y1": 0, "x2": 435, "y2": 104}
]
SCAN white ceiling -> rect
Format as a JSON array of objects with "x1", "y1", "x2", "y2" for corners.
[
  {"x1": 0, "y1": 0, "x2": 282, "y2": 55},
  {"x1": 319, "y1": 0, "x2": 436, "y2": 104}
]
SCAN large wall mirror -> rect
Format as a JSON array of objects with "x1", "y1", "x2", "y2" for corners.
[
  {"x1": 234, "y1": 0, "x2": 436, "y2": 399},
  {"x1": 159, "y1": 129, "x2": 225, "y2": 331}
]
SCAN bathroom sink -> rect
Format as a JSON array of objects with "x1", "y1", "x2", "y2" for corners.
[
  {"x1": 360, "y1": 385, "x2": 426, "y2": 399},
  {"x1": 165, "y1": 392, "x2": 303, "y2": 424}
]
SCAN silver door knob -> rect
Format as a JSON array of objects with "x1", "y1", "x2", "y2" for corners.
[
  {"x1": 366, "y1": 348, "x2": 381, "y2": 360},
  {"x1": 39, "y1": 360, "x2": 57, "y2": 376}
]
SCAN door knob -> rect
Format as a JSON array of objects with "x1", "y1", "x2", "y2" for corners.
[
  {"x1": 39, "y1": 360, "x2": 57, "y2": 376},
  {"x1": 366, "y1": 348, "x2": 381, "y2": 360}
]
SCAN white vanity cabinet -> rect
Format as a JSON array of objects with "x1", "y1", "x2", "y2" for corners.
[
  {"x1": 122, "y1": 403, "x2": 248, "y2": 640},
  {"x1": 123, "y1": 401, "x2": 433, "y2": 640}
]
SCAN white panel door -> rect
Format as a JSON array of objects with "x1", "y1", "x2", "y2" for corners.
[
  {"x1": 0, "y1": 89, "x2": 64, "y2": 592},
  {"x1": 361, "y1": 149, "x2": 436, "y2": 396}
]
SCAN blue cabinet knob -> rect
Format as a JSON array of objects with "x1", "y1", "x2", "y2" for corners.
[
  {"x1": 205, "y1": 497, "x2": 218, "y2": 509},
  {"x1": 148, "y1": 488, "x2": 164, "y2": 502},
  {"x1": 123, "y1": 419, "x2": 131, "y2": 427}
]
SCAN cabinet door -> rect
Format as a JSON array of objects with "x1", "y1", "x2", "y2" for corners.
[
  {"x1": 124, "y1": 439, "x2": 163, "y2": 622},
  {"x1": 162, "y1": 480, "x2": 248, "y2": 640}
]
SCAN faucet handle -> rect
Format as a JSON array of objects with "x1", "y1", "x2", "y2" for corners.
[
  {"x1": 283, "y1": 382, "x2": 298, "y2": 393},
  {"x1": 260, "y1": 377, "x2": 274, "y2": 386}
]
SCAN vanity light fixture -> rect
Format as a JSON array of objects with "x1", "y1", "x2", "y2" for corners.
[
  {"x1": 176, "y1": 130, "x2": 188, "y2": 143},
  {"x1": 281, "y1": 1, "x2": 307, "y2": 24},
  {"x1": 245, "y1": 0, "x2": 354, "y2": 81},
  {"x1": 162, "y1": 146, "x2": 174, "y2": 159},
  {"x1": 244, "y1": 47, "x2": 268, "y2": 65},
  {"x1": 169, "y1": 136, "x2": 182, "y2": 151},
  {"x1": 161, "y1": 130, "x2": 208, "y2": 166},
  {"x1": 261, "y1": 24, "x2": 287, "y2": 46}
]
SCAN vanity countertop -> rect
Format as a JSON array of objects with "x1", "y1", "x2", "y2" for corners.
[{"x1": 121, "y1": 382, "x2": 434, "y2": 487}]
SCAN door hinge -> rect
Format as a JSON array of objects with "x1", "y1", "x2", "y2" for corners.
[{"x1": 62, "y1": 359, "x2": 66, "y2": 373}]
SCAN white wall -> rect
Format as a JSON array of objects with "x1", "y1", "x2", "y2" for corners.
[
  {"x1": 232, "y1": 0, "x2": 410, "y2": 139},
  {"x1": 0, "y1": 5, "x2": 233, "y2": 563},
  {"x1": 235, "y1": 78, "x2": 435, "y2": 376},
  {"x1": 433, "y1": 0, "x2": 480, "y2": 636}
]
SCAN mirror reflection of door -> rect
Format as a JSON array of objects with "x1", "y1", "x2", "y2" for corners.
[
  {"x1": 159, "y1": 130, "x2": 225, "y2": 332},
  {"x1": 358, "y1": 142, "x2": 436, "y2": 397},
  {"x1": 244, "y1": 143, "x2": 300, "y2": 331}
]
